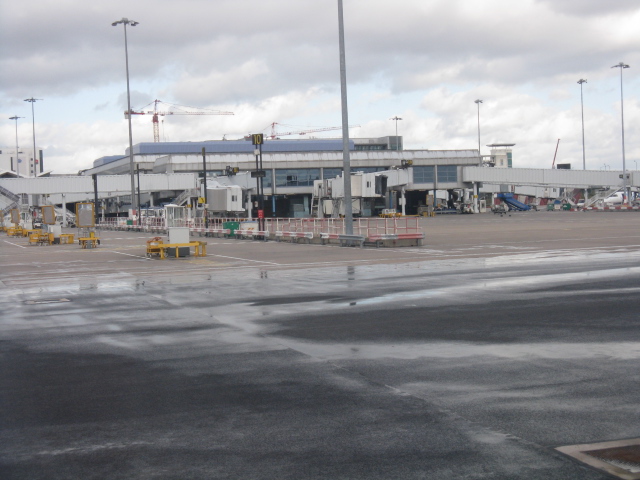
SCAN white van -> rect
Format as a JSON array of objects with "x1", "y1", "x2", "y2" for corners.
[{"x1": 604, "y1": 192, "x2": 625, "y2": 205}]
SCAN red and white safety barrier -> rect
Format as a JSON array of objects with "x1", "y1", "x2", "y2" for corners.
[
  {"x1": 320, "y1": 233, "x2": 340, "y2": 243},
  {"x1": 319, "y1": 233, "x2": 366, "y2": 247},
  {"x1": 584, "y1": 206, "x2": 640, "y2": 211},
  {"x1": 367, "y1": 234, "x2": 399, "y2": 241},
  {"x1": 368, "y1": 232, "x2": 425, "y2": 241},
  {"x1": 275, "y1": 231, "x2": 314, "y2": 241},
  {"x1": 191, "y1": 227, "x2": 231, "y2": 237},
  {"x1": 235, "y1": 229, "x2": 269, "y2": 238},
  {"x1": 397, "y1": 233, "x2": 425, "y2": 240}
]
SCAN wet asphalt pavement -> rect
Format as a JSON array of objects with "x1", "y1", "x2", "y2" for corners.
[{"x1": 1, "y1": 212, "x2": 639, "y2": 479}]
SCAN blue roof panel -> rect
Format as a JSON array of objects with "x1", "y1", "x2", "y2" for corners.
[{"x1": 130, "y1": 139, "x2": 353, "y2": 155}]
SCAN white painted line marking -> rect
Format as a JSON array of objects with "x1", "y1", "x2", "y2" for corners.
[
  {"x1": 3, "y1": 240, "x2": 27, "y2": 249},
  {"x1": 208, "y1": 254, "x2": 281, "y2": 265},
  {"x1": 111, "y1": 251, "x2": 150, "y2": 260}
]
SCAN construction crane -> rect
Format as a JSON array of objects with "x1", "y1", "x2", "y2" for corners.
[
  {"x1": 127, "y1": 100, "x2": 234, "y2": 142},
  {"x1": 551, "y1": 139, "x2": 561, "y2": 168},
  {"x1": 265, "y1": 122, "x2": 360, "y2": 140}
]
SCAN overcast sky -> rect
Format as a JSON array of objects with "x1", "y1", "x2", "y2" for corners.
[{"x1": 1, "y1": 0, "x2": 639, "y2": 174}]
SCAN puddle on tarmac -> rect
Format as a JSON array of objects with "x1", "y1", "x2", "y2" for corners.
[
  {"x1": 272, "y1": 339, "x2": 640, "y2": 361},
  {"x1": 140, "y1": 274, "x2": 213, "y2": 285},
  {"x1": 241, "y1": 264, "x2": 640, "y2": 312}
]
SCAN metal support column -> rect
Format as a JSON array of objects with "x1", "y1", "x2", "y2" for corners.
[
  {"x1": 337, "y1": 0, "x2": 353, "y2": 234},
  {"x1": 473, "y1": 183, "x2": 479, "y2": 213}
]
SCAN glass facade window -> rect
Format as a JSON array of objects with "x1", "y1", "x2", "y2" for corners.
[
  {"x1": 413, "y1": 166, "x2": 435, "y2": 183},
  {"x1": 270, "y1": 168, "x2": 321, "y2": 188},
  {"x1": 322, "y1": 168, "x2": 343, "y2": 179},
  {"x1": 437, "y1": 165, "x2": 457, "y2": 183},
  {"x1": 355, "y1": 145, "x2": 387, "y2": 151},
  {"x1": 263, "y1": 170, "x2": 273, "y2": 188}
]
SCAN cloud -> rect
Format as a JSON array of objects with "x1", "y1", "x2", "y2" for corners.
[
  {"x1": 0, "y1": 0, "x2": 638, "y2": 174},
  {"x1": 535, "y1": 0, "x2": 640, "y2": 16},
  {"x1": 171, "y1": 59, "x2": 271, "y2": 104},
  {"x1": 3, "y1": 0, "x2": 638, "y2": 99},
  {"x1": 28, "y1": 119, "x2": 133, "y2": 174}
]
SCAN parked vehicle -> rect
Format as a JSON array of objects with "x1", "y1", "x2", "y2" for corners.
[{"x1": 604, "y1": 192, "x2": 625, "y2": 205}]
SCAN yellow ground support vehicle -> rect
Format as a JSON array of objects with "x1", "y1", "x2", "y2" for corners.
[{"x1": 379, "y1": 209, "x2": 402, "y2": 218}]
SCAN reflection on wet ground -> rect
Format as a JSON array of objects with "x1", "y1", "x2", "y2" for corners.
[{"x1": 2, "y1": 215, "x2": 640, "y2": 479}]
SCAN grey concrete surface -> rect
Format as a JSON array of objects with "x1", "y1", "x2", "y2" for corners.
[{"x1": 1, "y1": 211, "x2": 639, "y2": 479}]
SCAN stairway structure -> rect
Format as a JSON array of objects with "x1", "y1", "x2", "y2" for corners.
[
  {"x1": 584, "y1": 187, "x2": 622, "y2": 208},
  {"x1": 173, "y1": 188, "x2": 199, "y2": 206},
  {"x1": 0, "y1": 185, "x2": 20, "y2": 215}
]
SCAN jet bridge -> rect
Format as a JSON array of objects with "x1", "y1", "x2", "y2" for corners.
[
  {"x1": 202, "y1": 171, "x2": 255, "y2": 216},
  {"x1": 313, "y1": 167, "x2": 411, "y2": 218}
]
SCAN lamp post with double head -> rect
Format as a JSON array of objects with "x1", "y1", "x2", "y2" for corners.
[
  {"x1": 9, "y1": 116, "x2": 23, "y2": 177},
  {"x1": 112, "y1": 17, "x2": 139, "y2": 221},
  {"x1": 577, "y1": 80, "x2": 587, "y2": 170},
  {"x1": 474, "y1": 100, "x2": 483, "y2": 164},
  {"x1": 611, "y1": 62, "x2": 629, "y2": 203},
  {"x1": 24, "y1": 98, "x2": 42, "y2": 176},
  {"x1": 389, "y1": 116, "x2": 402, "y2": 150}
]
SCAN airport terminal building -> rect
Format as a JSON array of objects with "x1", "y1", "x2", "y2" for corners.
[
  {"x1": 2, "y1": 136, "x2": 636, "y2": 220},
  {"x1": 82, "y1": 136, "x2": 480, "y2": 216}
]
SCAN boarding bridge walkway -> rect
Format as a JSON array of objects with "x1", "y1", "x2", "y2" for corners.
[
  {"x1": 0, "y1": 173, "x2": 198, "y2": 205},
  {"x1": 463, "y1": 167, "x2": 639, "y2": 189}
]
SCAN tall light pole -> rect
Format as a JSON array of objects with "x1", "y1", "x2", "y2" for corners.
[
  {"x1": 474, "y1": 100, "x2": 483, "y2": 164},
  {"x1": 9, "y1": 116, "x2": 23, "y2": 177},
  {"x1": 337, "y1": 0, "x2": 353, "y2": 234},
  {"x1": 24, "y1": 97, "x2": 42, "y2": 176},
  {"x1": 577, "y1": 80, "x2": 587, "y2": 170},
  {"x1": 112, "y1": 17, "x2": 139, "y2": 221},
  {"x1": 611, "y1": 62, "x2": 629, "y2": 203},
  {"x1": 389, "y1": 116, "x2": 402, "y2": 150}
]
